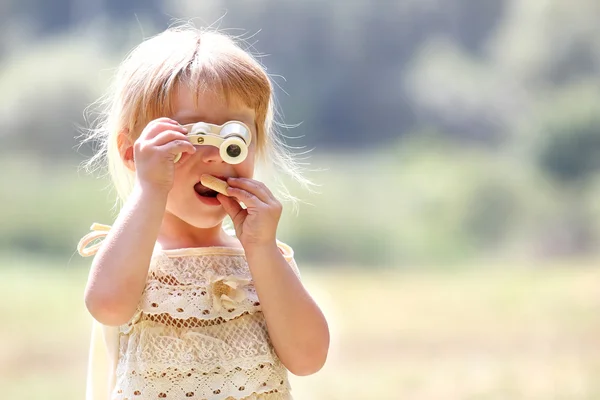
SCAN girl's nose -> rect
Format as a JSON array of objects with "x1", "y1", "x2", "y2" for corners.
[{"x1": 199, "y1": 145, "x2": 225, "y2": 163}]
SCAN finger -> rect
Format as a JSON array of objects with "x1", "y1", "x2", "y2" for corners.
[
  {"x1": 217, "y1": 194, "x2": 246, "y2": 225},
  {"x1": 226, "y1": 186, "x2": 267, "y2": 209},
  {"x1": 154, "y1": 117, "x2": 183, "y2": 126},
  {"x1": 161, "y1": 140, "x2": 196, "y2": 159},
  {"x1": 140, "y1": 120, "x2": 187, "y2": 140},
  {"x1": 227, "y1": 177, "x2": 275, "y2": 204},
  {"x1": 150, "y1": 130, "x2": 190, "y2": 147}
]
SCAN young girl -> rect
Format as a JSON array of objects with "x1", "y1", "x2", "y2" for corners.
[{"x1": 76, "y1": 25, "x2": 329, "y2": 400}]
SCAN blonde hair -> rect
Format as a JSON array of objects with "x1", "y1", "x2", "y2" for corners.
[{"x1": 81, "y1": 24, "x2": 312, "y2": 210}]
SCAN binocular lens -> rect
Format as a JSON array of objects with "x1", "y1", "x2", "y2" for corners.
[{"x1": 226, "y1": 144, "x2": 242, "y2": 158}]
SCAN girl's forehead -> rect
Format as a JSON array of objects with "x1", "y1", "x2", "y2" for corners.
[{"x1": 170, "y1": 85, "x2": 256, "y2": 126}]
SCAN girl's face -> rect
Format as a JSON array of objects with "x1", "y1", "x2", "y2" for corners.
[{"x1": 164, "y1": 84, "x2": 257, "y2": 231}]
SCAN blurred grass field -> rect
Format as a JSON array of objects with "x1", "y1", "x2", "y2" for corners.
[{"x1": 2, "y1": 253, "x2": 600, "y2": 400}]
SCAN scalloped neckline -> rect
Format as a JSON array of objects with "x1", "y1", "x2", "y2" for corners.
[{"x1": 157, "y1": 246, "x2": 246, "y2": 257}]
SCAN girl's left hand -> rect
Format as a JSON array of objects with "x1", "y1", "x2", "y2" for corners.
[{"x1": 216, "y1": 178, "x2": 282, "y2": 249}]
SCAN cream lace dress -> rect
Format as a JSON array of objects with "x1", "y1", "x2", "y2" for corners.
[{"x1": 78, "y1": 224, "x2": 299, "y2": 400}]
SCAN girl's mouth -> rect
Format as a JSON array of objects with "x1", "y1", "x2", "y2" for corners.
[
  {"x1": 193, "y1": 175, "x2": 229, "y2": 198},
  {"x1": 194, "y1": 182, "x2": 218, "y2": 197},
  {"x1": 193, "y1": 182, "x2": 222, "y2": 206}
]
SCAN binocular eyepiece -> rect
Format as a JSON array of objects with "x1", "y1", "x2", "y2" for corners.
[{"x1": 174, "y1": 120, "x2": 252, "y2": 164}]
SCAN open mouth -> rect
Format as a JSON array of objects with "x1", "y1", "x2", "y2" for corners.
[
  {"x1": 194, "y1": 175, "x2": 229, "y2": 198},
  {"x1": 194, "y1": 182, "x2": 218, "y2": 197}
]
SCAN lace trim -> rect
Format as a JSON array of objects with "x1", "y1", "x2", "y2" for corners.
[
  {"x1": 112, "y1": 363, "x2": 291, "y2": 400},
  {"x1": 150, "y1": 248, "x2": 300, "y2": 281},
  {"x1": 150, "y1": 252, "x2": 251, "y2": 281},
  {"x1": 118, "y1": 314, "x2": 278, "y2": 373},
  {"x1": 141, "y1": 313, "x2": 251, "y2": 329},
  {"x1": 138, "y1": 281, "x2": 261, "y2": 322}
]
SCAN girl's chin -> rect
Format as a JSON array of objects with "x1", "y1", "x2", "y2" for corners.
[
  {"x1": 164, "y1": 203, "x2": 228, "y2": 229},
  {"x1": 181, "y1": 213, "x2": 228, "y2": 230}
]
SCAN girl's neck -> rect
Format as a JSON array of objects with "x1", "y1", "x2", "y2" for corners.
[{"x1": 157, "y1": 216, "x2": 241, "y2": 250}]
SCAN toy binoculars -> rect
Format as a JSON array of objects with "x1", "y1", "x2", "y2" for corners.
[{"x1": 174, "y1": 121, "x2": 252, "y2": 164}]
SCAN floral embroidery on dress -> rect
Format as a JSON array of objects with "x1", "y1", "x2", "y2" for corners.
[{"x1": 206, "y1": 271, "x2": 252, "y2": 312}]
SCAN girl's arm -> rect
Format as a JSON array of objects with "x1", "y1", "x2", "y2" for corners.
[
  {"x1": 84, "y1": 118, "x2": 195, "y2": 326},
  {"x1": 217, "y1": 177, "x2": 330, "y2": 376},
  {"x1": 245, "y1": 244, "x2": 330, "y2": 376},
  {"x1": 84, "y1": 183, "x2": 168, "y2": 326}
]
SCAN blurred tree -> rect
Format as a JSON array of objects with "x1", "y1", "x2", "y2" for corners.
[
  {"x1": 7, "y1": 0, "x2": 167, "y2": 35},
  {"x1": 0, "y1": 31, "x2": 114, "y2": 161},
  {"x1": 11, "y1": 0, "x2": 72, "y2": 35},
  {"x1": 536, "y1": 85, "x2": 600, "y2": 186}
]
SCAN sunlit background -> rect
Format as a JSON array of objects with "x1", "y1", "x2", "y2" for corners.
[{"x1": 2, "y1": 1, "x2": 600, "y2": 399}]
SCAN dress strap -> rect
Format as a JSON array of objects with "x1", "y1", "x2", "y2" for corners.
[{"x1": 77, "y1": 223, "x2": 112, "y2": 257}]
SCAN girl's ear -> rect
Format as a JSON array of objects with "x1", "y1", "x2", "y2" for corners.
[{"x1": 117, "y1": 129, "x2": 135, "y2": 171}]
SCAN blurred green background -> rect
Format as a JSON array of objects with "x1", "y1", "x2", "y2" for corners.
[{"x1": 2, "y1": 0, "x2": 600, "y2": 399}]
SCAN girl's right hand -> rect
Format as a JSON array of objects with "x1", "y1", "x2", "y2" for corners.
[{"x1": 133, "y1": 117, "x2": 196, "y2": 193}]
